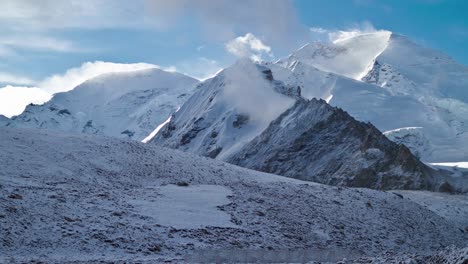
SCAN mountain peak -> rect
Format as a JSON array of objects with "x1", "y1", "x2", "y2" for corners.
[
  {"x1": 278, "y1": 30, "x2": 391, "y2": 80},
  {"x1": 7, "y1": 68, "x2": 200, "y2": 141},
  {"x1": 228, "y1": 98, "x2": 452, "y2": 191}
]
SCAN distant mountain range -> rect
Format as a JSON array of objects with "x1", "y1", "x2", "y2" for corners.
[{"x1": 3, "y1": 31, "x2": 468, "y2": 190}]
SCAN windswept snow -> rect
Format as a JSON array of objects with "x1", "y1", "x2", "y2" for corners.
[
  {"x1": 152, "y1": 59, "x2": 295, "y2": 160},
  {"x1": 1, "y1": 126, "x2": 466, "y2": 262},
  {"x1": 431, "y1": 162, "x2": 468, "y2": 169},
  {"x1": 221, "y1": 58, "x2": 294, "y2": 124},
  {"x1": 278, "y1": 31, "x2": 391, "y2": 80},
  {"x1": 141, "y1": 114, "x2": 173, "y2": 143},
  {"x1": 141, "y1": 106, "x2": 180, "y2": 143},
  {"x1": 5, "y1": 68, "x2": 199, "y2": 141}
]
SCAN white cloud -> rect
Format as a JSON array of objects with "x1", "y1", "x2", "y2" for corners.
[
  {"x1": 222, "y1": 59, "x2": 294, "y2": 124},
  {"x1": 309, "y1": 22, "x2": 390, "y2": 44},
  {"x1": 310, "y1": 27, "x2": 328, "y2": 34},
  {"x1": 0, "y1": 0, "x2": 148, "y2": 30},
  {"x1": 225, "y1": 33, "x2": 273, "y2": 61},
  {"x1": 0, "y1": 0, "x2": 306, "y2": 48},
  {"x1": 145, "y1": 0, "x2": 307, "y2": 47},
  {"x1": 0, "y1": 85, "x2": 51, "y2": 118},
  {"x1": 0, "y1": 35, "x2": 82, "y2": 54},
  {"x1": 327, "y1": 22, "x2": 383, "y2": 43},
  {"x1": 0, "y1": 61, "x2": 173, "y2": 117},
  {"x1": 38, "y1": 61, "x2": 161, "y2": 94}
]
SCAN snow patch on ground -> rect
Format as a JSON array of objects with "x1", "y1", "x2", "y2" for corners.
[{"x1": 129, "y1": 184, "x2": 235, "y2": 229}]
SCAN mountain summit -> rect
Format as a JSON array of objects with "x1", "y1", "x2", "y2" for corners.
[
  {"x1": 5, "y1": 68, "x2": 199, "y2": 141},
  {"x1": 277, "y1": 31, "x2": 468, "y2": 162},
  {"x1": 228, "y1": 98, "x2": 451, "y2": 191}
]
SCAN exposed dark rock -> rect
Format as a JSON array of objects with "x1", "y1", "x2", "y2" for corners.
[
  {"x1": 58, "y1": 109, "x2": 71, "y2": 115},
  {"x1": 8, "y1": 193, "x2": 23, "y2": 200},
  {"x1": 207, "y1": 147, "x2": 223, "y2": 159},
  {"x1": 228, "y1": 98, "x2": 443, "y2": 191},
  {"x1": 232, "y1": 114, "x2": 249, "y2": 128},
  {"x1": 176, "y1": 181, "x2": 189, "y2": 187},
  {"x1": 121, "y1": 130, "x2": 135, "y2": 138}
]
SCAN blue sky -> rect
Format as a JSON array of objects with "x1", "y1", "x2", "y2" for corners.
[
  {"x1": 0, "y1": 0, "x2": 467, "y2": 117},
  {"x1": 1, "y1": 0, "x2": 467, "y2": 83}
]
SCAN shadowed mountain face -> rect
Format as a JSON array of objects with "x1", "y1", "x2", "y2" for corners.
[{"x1": 228, "y1": 98, "x2": 452, "y2": 191}]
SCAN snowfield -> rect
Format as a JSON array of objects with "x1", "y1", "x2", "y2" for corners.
[{"x1": 0, "y1": 127, "x2": 467, "y2": 263}]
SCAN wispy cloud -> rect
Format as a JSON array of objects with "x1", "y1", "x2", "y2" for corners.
[
  {"x1": 38, "y1": 61, "x2": 162, "y2": 94},
  {"x1": 308, "y1": 21, "x2": 389, "y2": 43},
  {"x1": 0, "y1": 72, "x2": 36, "y2": 86},
  {"x1": 0, "y1": 85, "x2": 51, "y2": 118},
  {"x1": 225, "y1": 33, "x2": 273, "y2": 61},
  {"x1": 0, "y1": 0, "x2": 149, "y2": 31},
  {"x1": 145, "y1": 0, "x2": 307, "y2": 48},
  {"x1": 0, "y1": 1, "x2": 145, "y2": 59},
  {"x1": 0, "y1": 35, "x2": 85, "y2": 57},
  {"x1": 0, "y1": 61, "x2": 171, "y2": 117},
  {"x1": 310, "y1": 27, "x2": 328, "y2": 34}
]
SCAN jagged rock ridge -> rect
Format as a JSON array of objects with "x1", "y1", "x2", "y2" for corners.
[{"x1": 228, "y1": 98, "x2": 452, "y2": 191}]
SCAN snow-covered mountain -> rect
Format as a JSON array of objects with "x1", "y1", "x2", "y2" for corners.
[
  {"x1": 150, "y1": 60, "x2": 456, "y2": 191},
  {"x1": 1, "y1": 126, "x2": 466, "y2": 262},
  {"x1": 277, "y1": 31, "x2": 392, "y2": 80},
  {"x1": 5, "y1": 68, "x2": 199, "y2": 141},
  {"x1": 0, "y1": 114, "x2": 8, "y2": 126},
  {"x1": 228, "y1": 98, "x2": 455, "y2": 191},
  {"x1": 151, "y1": 59, "x2": 298, "y2": 159},
  {"x1": 383, "y1": 127, "x2": 433, "y2": 159},
  {"x1": 277, "y1": 32, "x2": 468, "y2": 162}
]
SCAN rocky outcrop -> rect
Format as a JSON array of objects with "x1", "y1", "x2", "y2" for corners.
[{"x1": 228, "y1": 98, "x2": 448, "y2": 191}]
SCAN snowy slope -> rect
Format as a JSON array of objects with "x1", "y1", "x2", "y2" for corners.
[
  {"x1": 0, "y1": 114, "x2": 8, "y2": 126},
  {"x1": 1, "y1": 126, "x2": 467, "y2": 263},
  {"x1": 5, "y1": 68, "x2": 199, "y2": 141},
  {"x1": 151, "y1": 59, "x2": 296, "y2": 159},
  {"x1": 275, "y1": 33, "x2": 468, "y2": 162},
  {"x1": 362, "y1": 33, "x2": 468, "y2": 162},
  {"x1": 265, "y1": 61, "x2": 434, "y2": 134},
  {"x1": 277, "y1": 31, "x2": 392, "y2": 80},
  {"x1": 370, "y1": 34, "x2": 468, "y2": 101},
  {"x1": 383, "y1": 127, "x2": 433, "y2": 159},
  {"x1": 228, "y1": 98, "x2": 460, "y2": 191}
]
